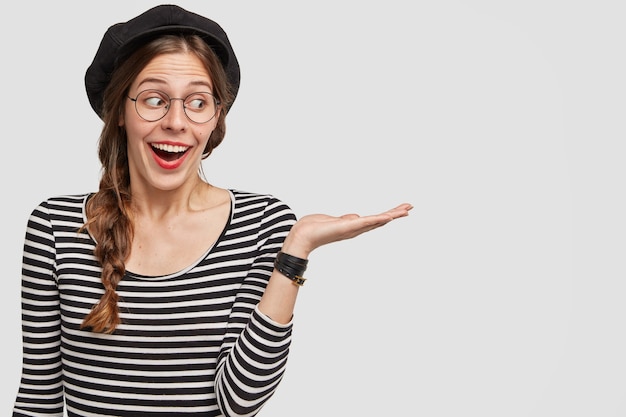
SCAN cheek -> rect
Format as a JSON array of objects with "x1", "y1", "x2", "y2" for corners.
[{"x1": 200, "y1": 121, "x2": 218, "y2": 139}]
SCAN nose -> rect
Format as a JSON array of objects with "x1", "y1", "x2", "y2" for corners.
[{"x1": 162, "y1": 98, "x2": 188, "y2": 128}]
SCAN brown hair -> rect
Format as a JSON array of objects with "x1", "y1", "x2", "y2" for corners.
[{"x1": 80, "y1": 34, "x2": 234, "y2": 333}]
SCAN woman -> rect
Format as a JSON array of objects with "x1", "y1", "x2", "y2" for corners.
[{"x1": 13, "y1": 4, "x2": 411, "y2": 416}]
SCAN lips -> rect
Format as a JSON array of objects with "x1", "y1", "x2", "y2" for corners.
[{"x1": 150, "y1": 143, "x2": 190, "y2": 169}]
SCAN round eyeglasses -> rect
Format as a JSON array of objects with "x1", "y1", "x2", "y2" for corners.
[{"x1": 128, "y1": 89, "x2": 220, "y2": 124}]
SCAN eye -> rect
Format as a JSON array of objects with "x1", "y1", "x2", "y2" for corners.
[
  {"x1": 187, "y1": 99, "x2": 206, "y2": 110},
  {"x1": 141, "y1": 91, "x2": 168, "y2": 108},
  {"x1": 185, "y1": 94, "x2": 211, "y2": 111}
]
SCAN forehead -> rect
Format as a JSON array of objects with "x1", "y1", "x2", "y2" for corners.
[{"x1": 133, "y1": 52, "x2": 213, "y2": 89}]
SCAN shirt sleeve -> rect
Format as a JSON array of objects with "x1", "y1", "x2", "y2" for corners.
[
  {"x1": 13, "y1": 201, "x2": 65, "y2": 416},
  {"x1": 214, "y1": 196, "x2": 297, "y2": 417}
]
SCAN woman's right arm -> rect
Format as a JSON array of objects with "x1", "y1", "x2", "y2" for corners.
[{"x1": 13, "y1": 201, "x2": 64, "y2": 417}]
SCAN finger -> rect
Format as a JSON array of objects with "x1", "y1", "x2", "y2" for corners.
[
  {"x1": 348, "y1": 213, "x2": 396, "y2": 230},
  {"x1": 340, "y1": 204, "x2": 412, "y2": 222},
  {"x1": 382, "y1": 203, "x2": 413, "y2": 219},
  {"x1": 388, "y1": 203, "x2": 413, "y2": 212}
]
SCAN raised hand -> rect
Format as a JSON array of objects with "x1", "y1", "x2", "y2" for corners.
[{"x1": 281, "y1": 203, "x2": 413, "y2": 259}]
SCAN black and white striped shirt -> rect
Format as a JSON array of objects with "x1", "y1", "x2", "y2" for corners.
[{"x1": 13, "y1": 190, "x2": 297, "y2": 417}]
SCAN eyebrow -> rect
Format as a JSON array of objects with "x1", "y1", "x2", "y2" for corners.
[{"x1": 135, "y1": 78, "x2": 213, "y2": 91}]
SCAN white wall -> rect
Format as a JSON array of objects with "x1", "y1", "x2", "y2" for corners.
[{"x1": 2, "y1": 1, "x2": 624, "y2": 416}]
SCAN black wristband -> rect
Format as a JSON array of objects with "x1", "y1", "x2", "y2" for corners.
[
  {"x1": 276, "y1": 251, "x2": 308, "y2": 267},
  {"x1": 275, "y1": 251, "x2": 308, "y2": 286}
]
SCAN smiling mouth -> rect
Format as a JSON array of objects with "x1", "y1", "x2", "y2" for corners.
[{"x1": 151, "y1": 143, "x2": 189, "y2": 162}]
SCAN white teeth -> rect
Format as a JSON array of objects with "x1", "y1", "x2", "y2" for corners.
[{"x1": 151, "y1": 143, "x2": 189, "y2": 153}]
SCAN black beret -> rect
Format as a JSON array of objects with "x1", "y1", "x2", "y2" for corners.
[{"x1": 84, "y1": 4, "x2": 240, "y2": 119}]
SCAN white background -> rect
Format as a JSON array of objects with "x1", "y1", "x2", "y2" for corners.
[{"x1": 1, "y1": 1, "x2": 625, "y2": 416}]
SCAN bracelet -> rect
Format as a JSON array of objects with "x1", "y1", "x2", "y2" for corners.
[
  {"x1": 277, "y1": 251, "x2": 308, "y2": 267},
  {"x1": 274, "y1": 251, "x2": 308, "y2": 286}
]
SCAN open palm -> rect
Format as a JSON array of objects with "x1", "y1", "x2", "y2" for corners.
[{"x1": 283, "y1": 203, "x2": 413, "y2": 257}]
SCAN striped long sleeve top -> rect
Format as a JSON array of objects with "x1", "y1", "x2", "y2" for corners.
[{"x1": 13, "y1": 190, "x2": 297, "y2": 417}]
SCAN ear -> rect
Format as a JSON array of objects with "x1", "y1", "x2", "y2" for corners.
[{"x1": 119, "y1": 111, "x2": 125, "y2": 127}]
